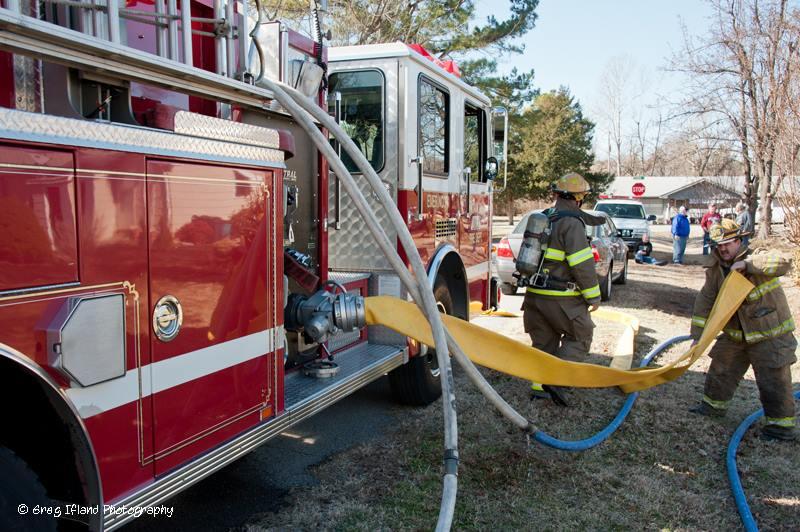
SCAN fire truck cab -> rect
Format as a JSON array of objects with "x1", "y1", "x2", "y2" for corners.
[
  {"x1": 326, "y1": 43, "x2": 502, "y2": 319},
  {"x1": 0, "y1": 2, "x2": 506, "y2": 528}
]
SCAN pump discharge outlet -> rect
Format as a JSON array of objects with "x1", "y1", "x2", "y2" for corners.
[{"x1": 285, "y1": 288, "x2": 366, "y2": 344}]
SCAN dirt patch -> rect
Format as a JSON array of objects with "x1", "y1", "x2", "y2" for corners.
[{"x1": 248, "y1": 227, "x2": 800, "y2": 530}]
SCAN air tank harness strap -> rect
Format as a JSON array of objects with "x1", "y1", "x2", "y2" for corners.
[
  {"x1": 525, "y1": 273, "x2": 579, "y2": 295},
  {"x1": 364, "y1": 271, "x2": 754, "y2": 392},
  {"x1": 526, "y1": 285, "x2": 579, "y2": 297}
]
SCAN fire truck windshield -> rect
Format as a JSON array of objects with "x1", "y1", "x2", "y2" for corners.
[{"x1": 328, "y1": 70, "x2": 385, "y2": 173}]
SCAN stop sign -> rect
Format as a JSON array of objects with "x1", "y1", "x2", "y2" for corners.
[{"x1": 632, "y1": 182, "x2": 646, "y2": 197}]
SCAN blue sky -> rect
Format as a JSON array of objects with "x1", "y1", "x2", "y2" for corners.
[{"x1": 474, "y1": 1, "x2": 715, "y2": 124}]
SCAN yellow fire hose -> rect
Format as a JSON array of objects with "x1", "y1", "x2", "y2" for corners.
[
  {"x1": 366, "y1": 271, "x2": 754, "y2": 393},
  {"x1": 470, "y1": 304, "x2": 639, "y2": 370},
  {"x1": 592, "y1": 308, "x2": 639, "y2": 370}
]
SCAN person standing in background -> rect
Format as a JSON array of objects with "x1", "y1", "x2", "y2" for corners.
[
  {"x1": 671, "y1": 206, "x2": 690, "y2": 264},
  {"x1": 735, "y1": 202, "x2": 753, "y2": 248},
  {"x1": 700, "y1": 203, "x2": 722, "y2": 255}
]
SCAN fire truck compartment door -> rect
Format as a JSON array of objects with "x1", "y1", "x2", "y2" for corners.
[
  {"x1": 0, "y1": 145, "x2": 78, "y2": 291},
  {"x1": 146, "y1": 159, "x2": 276, "y2": 474}
]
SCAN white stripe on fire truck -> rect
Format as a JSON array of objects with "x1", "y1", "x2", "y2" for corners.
[
  {"x1": 0, "y1": 162, "x2": 74, "y2": 172},
  {"x1": 65, "y1": 328, "x2": 280, "y2": 419},
  {"x1": 0, "y1": 163, "x2": 266, "y2": 186},
  {"x1": 465, "y1": 261, "x2": 489, "y2": 280}
]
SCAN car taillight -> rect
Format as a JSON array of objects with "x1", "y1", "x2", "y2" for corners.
[
  {"x1": 496, "y1": 237, "x2": 513, "y2": 258},
  {"x1": 592, "y1": 245, "x2": 600, "y2": 262}
]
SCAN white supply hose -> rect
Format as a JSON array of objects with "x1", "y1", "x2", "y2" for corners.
[
  {"x1": 258, "y1": 78, "x2": 459, "y2": 529},
  {"x1": 277, "y1": 81, "x2": 532, "y2": 433}
]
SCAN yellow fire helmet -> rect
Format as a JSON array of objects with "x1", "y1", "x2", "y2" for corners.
[
  {"x1": 709, "y1": 218, "x2": 752, "y2": 245},
  {"x1": 552, "y1": 172, "x2": 592, "y2": 201}
]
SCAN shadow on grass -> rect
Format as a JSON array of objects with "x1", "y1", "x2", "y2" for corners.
[{"x1": 609, "y1": 270, "x2": 699, "y2": 317}]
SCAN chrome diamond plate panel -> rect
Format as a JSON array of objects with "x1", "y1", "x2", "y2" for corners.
[
  {"x1": 327, "y1": 271, "x2": 372, "y2": 285},
  {"x1": 0, "y1": 108, "x2": 285, "y2": 167},
  {"x1": 326, "y1": 329, "x2": 361, "y2": 352},
  {"x1": 328, "y1": 58, "x2": 399, "y2": 273},
  {"x1": 328, "y1": 173, "x2": 397, "y2": 271},
  {"x1": 174, "y1": 111, "x2": 282, "y2": 149},
  {"x1": 284, "y1": 342, "x2": 404, "y2": 409}
]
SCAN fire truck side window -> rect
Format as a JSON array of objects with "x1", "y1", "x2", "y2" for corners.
[
  {"x1": 464, "y1": 103, "x2": 485, "y2": 182},
  {"x1": 328, "y1": 70, "x2": 385, "y2": 173},
  {"x1": 418, "y1": 77, "x2": 449, "y2": 176}
]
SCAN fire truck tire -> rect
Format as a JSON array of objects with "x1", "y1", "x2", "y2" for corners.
[
  {"x1": 500, "y1": 282, "x2": 518, "y2": 296},
  {"x1": 388, "y1": 279, "x2": 451, "y2": 406},
  {"x1": 0, "y1": 446, "x2": 56, "y2": 531}
]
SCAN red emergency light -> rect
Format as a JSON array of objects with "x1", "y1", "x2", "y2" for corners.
[{"x1": 407, "y1": 44, "x2": 461, "y2": 77}]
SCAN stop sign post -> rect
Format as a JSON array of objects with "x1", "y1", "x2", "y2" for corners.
[{"x1": 632, "y1": 182, "x2": 646, "y2": 197}]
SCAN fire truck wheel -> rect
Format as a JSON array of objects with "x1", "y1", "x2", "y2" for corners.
[
  {"x1": 388, "y1": 279, "x2": 451, "y2": 406},
  {"x1": 0, "y1": 446, "x2": 57, "y2": 531}
]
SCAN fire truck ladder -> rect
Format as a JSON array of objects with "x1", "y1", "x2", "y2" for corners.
[{"x1": 0, "y1": 1, "x2": 275, "y2": 112}]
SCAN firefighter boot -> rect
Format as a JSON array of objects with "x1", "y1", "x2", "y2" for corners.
[
  {"x1": 761, "y1": 424, "x2": 798, "y2": 441},
  {"x1": 529, "y1": 382, "x2": 550, "y2": 401},
  {"x1": 543, "y1": 385, "x2": 569, "y2": 407},
  {"x1": 688, "y1": 401, "x2": 727, "y2": 418},
  {"x1": 529, "y1": 383, "x2": 569, "y2": 406}
]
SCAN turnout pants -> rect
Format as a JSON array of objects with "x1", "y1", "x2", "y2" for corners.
[
  {"x1": 704, "y1": 333, "x2": 797, "y2": 423},
  {"x1": 523, "y1": 294, "x2": 594, "y2": 362}
]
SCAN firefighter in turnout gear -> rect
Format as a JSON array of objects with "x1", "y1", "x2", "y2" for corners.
[
  {"x1": 689, "y1": 218, "x2": 797, "y2": 441},
  {"x1": 523, "y1": 173, "x2": 605, "y2": 405}
]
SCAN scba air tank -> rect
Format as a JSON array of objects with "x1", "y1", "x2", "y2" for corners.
[{"x1": 515, "y1": 212, "x2": 550, "y2": 276}]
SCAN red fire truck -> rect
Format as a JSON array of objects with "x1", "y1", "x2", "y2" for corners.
[{"x1": 0, "y1": 0, "x2": 506, "y2": 528}]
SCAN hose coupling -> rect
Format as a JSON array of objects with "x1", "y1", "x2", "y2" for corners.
[
  {"x1": 285, "y1": 288, "x2": 366, "y2": 343},
  {"x1": 443, "y1": 449, "x2": 459, "y2": 476}
]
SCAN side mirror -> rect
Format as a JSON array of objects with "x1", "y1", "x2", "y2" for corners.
[
  {"x1": 647, "y1": 214, "x2": 656, "y2": 222},
  {"x1": 485, "y1": 157, "x2": 499, "y2": 181},
  {"x1": 491, "y1": 107, "x2": 508, "y2": 190}
]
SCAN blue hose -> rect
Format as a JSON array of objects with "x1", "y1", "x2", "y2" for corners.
[
  {"x1": 728, "y1": 389, "x2": 800, "y2": 532},
  {"x1": 532, "y1": 334, "x2": 693, "y2": 451}
]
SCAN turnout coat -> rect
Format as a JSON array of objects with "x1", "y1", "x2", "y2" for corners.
[{"x1": 691, "y1": 246, "x2": 796, "y2": 365}]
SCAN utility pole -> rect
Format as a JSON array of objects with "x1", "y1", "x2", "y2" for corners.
[{"x1": 607, "y1": 131, "x2": 612, "y2": 176}]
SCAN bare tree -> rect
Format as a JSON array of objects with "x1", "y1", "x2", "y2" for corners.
[
  {"x1": 597, "y1": 56, "x2": 638, "y2": 176},
  {"x1": 632, "y1": 109, "x2": 666, "y2": 175},
  {"x1": 673, "y1": 0, "x2": 800, "y2": 238}
]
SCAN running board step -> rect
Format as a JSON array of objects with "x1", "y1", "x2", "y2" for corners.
[{"x1": 285, "y1": 342, "x2": 406, "y2": 411}]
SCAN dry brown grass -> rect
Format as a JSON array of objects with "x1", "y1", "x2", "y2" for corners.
[{"x1": 249, "y1": 226, "x2": 799, "y2": 531}]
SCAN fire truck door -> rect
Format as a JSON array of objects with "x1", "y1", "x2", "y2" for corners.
[
  {"x1": 326, "y1": 64, "x2": 398, "y2": 272},
  {"x1": 146, "y1": 159, "x2": 275, "y2": 474},
  {"x1": 459, "y1": 102, "x2": 490, "y2": 278}
]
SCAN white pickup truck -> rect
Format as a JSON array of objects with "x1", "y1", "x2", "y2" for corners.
[{"x1": 593, "y1": 199, "x2": 655, "y2": 252}]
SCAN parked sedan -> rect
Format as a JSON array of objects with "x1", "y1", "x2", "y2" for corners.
[{"x1": 495, "y1": 210, "x2": 628, "y2": 301}]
